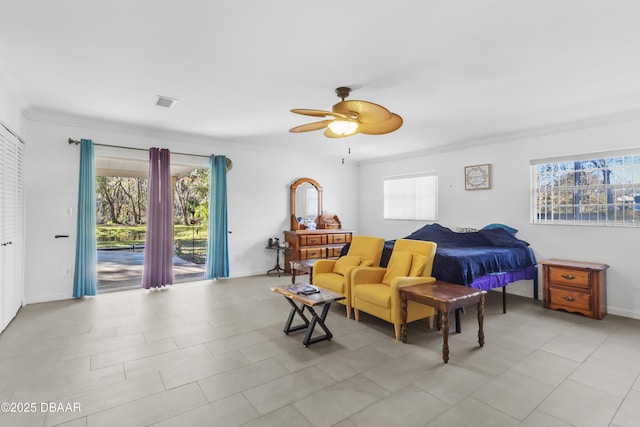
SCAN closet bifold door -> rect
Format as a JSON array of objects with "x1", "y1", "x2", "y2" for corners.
[{"x1": 0, "y1": 125, "x2": 24, "y2": 332}]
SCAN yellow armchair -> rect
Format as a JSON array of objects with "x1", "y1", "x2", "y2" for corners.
[
  {"x1": 312, "y1": 235, "x2": 385, "y2": 318},
  {"x1": 352, "y1": 239, "x2": 437, "y2": 340}
]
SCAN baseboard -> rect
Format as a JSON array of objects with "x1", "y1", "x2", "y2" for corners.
[
  {"x1": 24, "y1": 292, "x2": 73, "y2": 305},
  {"x1": 606, "y1": 306, "x2": 640, "y2": 320},
  {"x1": 491, "y1": 280, "x2": 640, "y2": 320},
  {"x1": 489, "y1": 279, "x2": 540, "y2": 299}
]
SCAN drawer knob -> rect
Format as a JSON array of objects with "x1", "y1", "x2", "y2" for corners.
[
  {"x1": 336, "y1": 237, "x2": 342, "y2": 241},
  {"x1": 561, "y1": 274, "x2": 576, "y2": 280},
  {"x1": 562, "y1": 296, "x2": 576, "y2": 302},
  {"x1": 310, "y1": 238, "x2": 318, "y2": 243},
  {"x1": 310, "y1": 251, "x2": 317, "y2": 256}
]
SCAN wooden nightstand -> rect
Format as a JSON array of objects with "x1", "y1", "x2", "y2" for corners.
[{"x1": 540, "y1": 259, "x2": 608, "y2": 319}]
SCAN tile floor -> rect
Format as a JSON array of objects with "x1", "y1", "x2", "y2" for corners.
[{"x1": 1, "y1": 274, "x2": 639, "y2": 426}]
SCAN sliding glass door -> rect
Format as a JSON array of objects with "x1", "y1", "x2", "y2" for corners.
[{"x1": 94, "y1": 156, "x2": 208, "y2": 293}]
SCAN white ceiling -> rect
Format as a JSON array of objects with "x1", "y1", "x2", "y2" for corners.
[{"x1": 2, "y1": 1, "x2": 640, "y2": 162}]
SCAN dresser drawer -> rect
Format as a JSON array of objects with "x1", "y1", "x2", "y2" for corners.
[
  {"x1": 284, "y1": 230, "x2": 353, "y2": 274},
  {"x1": 327, "y1": 247, "x2": 344, "y2": 257},
  {"x1": 548, "y1": 267, "x2": 590, "y2": 289},
  {"x1": 301, "y1": 235, "x2": 327, "y2": 246},
  {"x1": 549, "y1": 287, "x2": 591, "y2": 311},
  {"x1": 300, "y1": 247, "x2": 326, "y2": 259},
  {"x1": 328, "y1": 234, "x2": 350, "y2": 244}
]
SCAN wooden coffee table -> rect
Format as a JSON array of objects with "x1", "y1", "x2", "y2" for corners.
[
  {"x1": 271, "y1": 284, "x2": 345, "y2": 347},
  {"x1": 400, "y1": 281, "x2": 486, "y2": 363},
  {"x1": 289, "y1": 259, "x2": 316, "y2": 284}
]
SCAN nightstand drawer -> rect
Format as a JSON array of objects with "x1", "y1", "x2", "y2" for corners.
[
  {"x1": 549, "y1": 267, "x2": 590, "y2": 288},
  {"x1": 549, "y1": 287, "x2": 591, "y2": 311}
]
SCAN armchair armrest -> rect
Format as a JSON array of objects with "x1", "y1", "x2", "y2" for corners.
[
  {"x1": 392, "y1": 276, "x2": 437, "y2": 290},
  {"x1": 313, "y1": 259, "x2": 337, "y2": 275},
  {"x1": 352, "y1": 266, "x2": 386, "y2": 285}
]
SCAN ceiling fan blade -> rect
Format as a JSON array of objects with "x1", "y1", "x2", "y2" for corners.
[
  {"x1": 291, "y1": 87, "x2": 402, "y2": 138},
  {"x1": 291, "y1": 109, "x2": 348, "y2": 119},
  {"x1": 332, "y1": 100, "x2": 392, "y2": 123},
  {"x1": 323, "y1": 127, "x2": 360, "y2": 138},
  {"x1": 289, "y1": 120, "x2": 332, "y2": 133},
  {"x1": 358, "y1": 113, "x2": 403, "y2": 135}
]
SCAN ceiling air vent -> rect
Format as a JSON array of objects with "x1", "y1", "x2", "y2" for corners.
[{"x1": 156, "y1": 95, "x2": 177, "y2": 108}]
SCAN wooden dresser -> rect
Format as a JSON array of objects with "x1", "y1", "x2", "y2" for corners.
[
  {"x1": 540, "y1": 259, "x2": 608, "y2": 319},
  {"x1": 284, "y1": 230, "x2": 352, "y2": 274}
]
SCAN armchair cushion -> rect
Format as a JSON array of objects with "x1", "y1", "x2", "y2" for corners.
[
  {"x1": 316, "y1": 272, "x2": 347, "y2": 293},
  {"x1": 382, "y1": 251, "x2": 413, "y2": 285},
  {"x1": 333, "y1": 255, "x2": 362, "y2": 275},
  {"x1": 355, "y1": 284, "x2": 391, "y2": 308},
  {"x1": 409, "y1": 254, "x2": 428, "y2": 277}
]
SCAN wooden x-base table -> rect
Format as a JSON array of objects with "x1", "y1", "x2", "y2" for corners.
[
  {"x1": 271, "y1": 284, "x2": 345, "y2": 347},
  {"x1": 400, "y1": 281, "x2": 486, "y2": 363}
]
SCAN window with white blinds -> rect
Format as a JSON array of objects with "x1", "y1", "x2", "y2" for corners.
[
  {"x1": 531, "y1": 148, "x2": 640, "y2": 227},
  {"x1": 383, "y1": 172, "x2": 438, "y2": 220}
]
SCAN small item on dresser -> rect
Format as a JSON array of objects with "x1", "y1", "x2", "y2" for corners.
[{"x1": 319, "y1": 213, "x2": 342, "y2": 229}]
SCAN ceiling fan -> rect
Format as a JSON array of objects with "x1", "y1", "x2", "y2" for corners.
[{"x1": 289, "y1": 87, "x2": 403, "y2": 138}]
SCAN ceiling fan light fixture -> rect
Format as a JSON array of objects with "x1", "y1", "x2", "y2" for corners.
[
  {"x1": 328, "y1": 120, "x2": 358, "y2": 135},
  {"x1": 290, "y1": 86, "x2": 401, "y2": 137}
]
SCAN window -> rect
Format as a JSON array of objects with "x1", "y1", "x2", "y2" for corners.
[
  {"x1": 384, "y1": 172, "x2": 438, "y2": 220},
  {"x1": 531, "y1": 148, "x2": 640, "y2": 227}
]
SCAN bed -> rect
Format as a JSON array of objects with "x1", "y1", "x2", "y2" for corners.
[{"x1": 344, "y1": 223, "x2": 538, "y2": 312}]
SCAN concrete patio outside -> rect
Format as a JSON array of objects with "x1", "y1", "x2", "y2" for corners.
[{"x1": 97, "y1": 249, "x2": 205, "y2": 292}]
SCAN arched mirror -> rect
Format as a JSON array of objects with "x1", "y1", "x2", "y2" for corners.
[{"x1": 290, "y1": 178, "x2": 323, "y2": 230}]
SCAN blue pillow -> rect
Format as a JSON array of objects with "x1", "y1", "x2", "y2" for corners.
[{"x1": 481, "y1": 223, "x2": 518, "y2": 235}]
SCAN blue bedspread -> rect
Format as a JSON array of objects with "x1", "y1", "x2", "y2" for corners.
[{"x1": 375, "y1": 224, "x2": 537, "y2": 286}]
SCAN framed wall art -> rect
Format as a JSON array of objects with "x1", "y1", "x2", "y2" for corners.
[{"x1": 464, "y1": 164, "x2": 491, "y2": 190}]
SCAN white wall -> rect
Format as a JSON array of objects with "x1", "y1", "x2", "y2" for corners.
[
  {"x1": 13, "y1": 102, "x2": 640, "y2": 319},
  {"x1": 358, "y1": 119, "x2": 640, "y2": 320},
  {"x1": 0, "y1": 83, "x2": 26, "y2": 138},
  {"x1": 24, "y1": 120, "x2": 358, "y2": 304}
]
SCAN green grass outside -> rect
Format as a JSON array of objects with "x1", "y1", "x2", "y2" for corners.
[{"x1": 97, "y1": 224, "x2": 208, "y2": 264}]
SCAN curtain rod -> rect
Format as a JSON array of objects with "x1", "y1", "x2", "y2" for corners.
[
  {"x1": 68, "y1": 138, "x2": 233, "y2": 169},
  {"x1": 68, "y1": 138, "x2": 210, "y2": 158}
]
